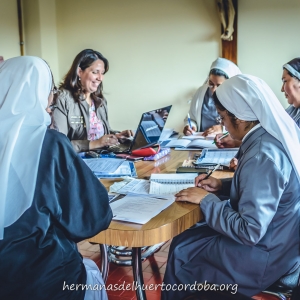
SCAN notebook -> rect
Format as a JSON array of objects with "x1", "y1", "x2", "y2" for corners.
[
  {"x1": 181, "y1": 132, "x2": 216, "y2": 140},
  {"x1": 83, "y1": 158, "x2": 137, "y2": 178},
  {"x1": 150, "y1": 173, "x2": 197, "y2": 183},
  {"x1": 149, "y1": 173, "x2": 197, "y2": 194},
  {"x1": 108, "y1": 105, "x2": 172, "y2": 154},
  {"x1": 164, "y1": 138, "x2": 217, "y2": 149}
]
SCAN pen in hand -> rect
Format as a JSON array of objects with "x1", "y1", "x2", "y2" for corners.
[
  {"x1": 212, "y1": 132, "x2": 229, "y2": 144},
  {"x1": 187, "y1": 113, "x2": 194, "y2": 135},
  {"x1": 202, "y1": 164, "x2": 221, "y2": 180}
]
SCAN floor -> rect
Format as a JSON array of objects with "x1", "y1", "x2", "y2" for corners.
[{"x1": 78, "y1": 240, "x2": 285, "y2": 300}]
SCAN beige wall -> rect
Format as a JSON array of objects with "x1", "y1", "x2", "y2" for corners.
[
  {"x1": 0, "y1": 0, "x2": 20, "y2": 59},
  {"x1": 55, "y1": 0, "x2": 221, "y2": 131},
  {"x1": 23, "y1": 0, "x2": 42, "y2": 57},
  {"x1": 238, "y1": 0, "x2": 300, "y2": 107},
  {"x1": 1, "y1": 0, "x2": 299, "y2": 131},
  {"x1": 22, "y1": 0, "x2": 59, "y2": 83}
]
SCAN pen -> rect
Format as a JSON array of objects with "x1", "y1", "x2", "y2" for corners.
[
  {"x1": 212, "y1": 132, "x2": 229, "y2": 144},
  {"x1": 202, "y1": 164, "x2": 221, "y2": 180},
  {"x1": 187, "y1": 113, "x2": 194, "y2": 135}
]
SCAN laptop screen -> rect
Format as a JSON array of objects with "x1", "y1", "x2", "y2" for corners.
[{"x1": 130, "y1": 105, "x2": 172, "y2": 151}]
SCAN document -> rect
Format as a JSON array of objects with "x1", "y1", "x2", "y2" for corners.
[
  {"x1": 148, "y1": 173, "x2": 197, "y2": 194},
  {"x1": 159, "y1": 128, "x2": 177, "y2": 142},
  {"x1": 110, "y1": 193, "x2": 175, "y2": 224},
  {"x1": 110, "y1": 176, "x2": 195, "y2": 196},
  {"x1": 116, "y1": 179, "x2": 150, "y2": 194},
  {"x1": 83, "y1": 158, "x2": 137, "y2": 178},
  {"x1": 149, "y1": 181, "x2": 194, "y2": 194},
  {"x1": 150, "y1": 173, "x2": 197, "y2": 183},
  {"x1": 195, "y1": 148, "x2": 239, "y2": 166},
  {"x1": 165, "y1": 138, "x2": 217, "y2": 149},
  {"x1": 181, "y1": 132, "x2": 215, "y2": 140},
  {"x1": 83, "y1": 158, "x2": 125, "y2": 173}
]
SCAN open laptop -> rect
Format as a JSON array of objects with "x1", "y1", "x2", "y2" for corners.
[{"x1": 107, "y1": 105, "x2": 172, "y2": 154}]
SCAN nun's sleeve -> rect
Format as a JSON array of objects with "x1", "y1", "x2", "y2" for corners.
[{"x1": 200, "y1": 155, "x2": 288, "y2": 246}]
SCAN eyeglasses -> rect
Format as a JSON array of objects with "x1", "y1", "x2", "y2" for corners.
[
  {"x1": 215, "y1": 116, "x2": 223, "y2": 124},
  {"x1": 51, "y1": 85, "x2": 58, "y2": 95},
  {"x1": 48, "y1": 104, "x2": 57, "y2": 112}
]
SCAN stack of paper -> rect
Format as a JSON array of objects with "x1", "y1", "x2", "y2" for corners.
[{"x1": 110, "y1": 193, "x2": 174, "y2": 224}]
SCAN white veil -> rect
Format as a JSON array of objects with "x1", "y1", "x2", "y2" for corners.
[
  {"x1": 209, "y1": 57, "x2": 241, "y2": 79},
  {"x1": 0, "y1": 56, "x2": 51, "y2": 239},
  {"x1": 216, "y1": 74, "x2": 300, "y2": 182},
  {"x1": 187, "y1": 57, "x2": 241, "y2": 130}
]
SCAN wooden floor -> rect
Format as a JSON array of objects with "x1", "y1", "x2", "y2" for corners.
[{"x1": 78, "y1": 240, "x2": 282, "y2": 300}]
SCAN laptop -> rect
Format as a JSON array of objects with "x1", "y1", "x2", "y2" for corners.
[{"x1": 107, "y1": 105, "x2": 172, "y2": 154}]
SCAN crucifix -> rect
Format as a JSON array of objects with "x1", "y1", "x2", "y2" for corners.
[{"x1": 216, "y1": 0, "x2": 238, "y2": 64}]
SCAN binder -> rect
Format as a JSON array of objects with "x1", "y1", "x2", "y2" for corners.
[{"x1": 176, "y1": 167, "x2": 208, "y2": 174}]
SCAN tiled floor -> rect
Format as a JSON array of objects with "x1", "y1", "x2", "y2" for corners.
[
  {"x1": 78, "y1": 240, "x2": 170, "y2": 300},
  {"x1": 78, "y1": 240, "x2": 285, "y2": 300}
]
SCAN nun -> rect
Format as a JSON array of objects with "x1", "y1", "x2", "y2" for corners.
[
  {"x1": 183, "y1": 57, "x2": 241, "y2": 136},
  {"x1": 0, "y1": 56, "x2": 112, "y2": 300},
  {"x1": 282, "y1": 57, "x2": 300, "y2": 127},
  {"x1": 163, "y1": 74, "x2": 300, "y2": 299}
]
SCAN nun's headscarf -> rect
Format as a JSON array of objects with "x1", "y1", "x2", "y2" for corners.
[
  {"x1": 0, "y1": 56, "x2": 51, "y2": 239},
  {"x1": 209, "y1": 57, "x2": 241, "y2": 79},
  {"x1": 216, "y1": 74, "x2": 300, "y2": 182},
  {"x1": 283, "y1": 58, "x2": 300, "y2": 125},
  {"x1": 188, "y1": 58, "x2": 241, "y2": 130},
  {"x1": 283, "y1": 57, "x2": 300, "y2": 80}
]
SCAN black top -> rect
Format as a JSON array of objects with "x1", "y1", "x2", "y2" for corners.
[{"x1": 0, "y1": 129, "x2": 112, "y2": 300}]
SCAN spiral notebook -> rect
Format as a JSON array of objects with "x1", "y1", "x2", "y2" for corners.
[{"x1": 149, "y1": 173, "x2": 197, "y2": 194}]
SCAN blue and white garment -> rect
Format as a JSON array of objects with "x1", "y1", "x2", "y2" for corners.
[{"x1": 185, "y1": 57, "x2": 241, "y2": 131}]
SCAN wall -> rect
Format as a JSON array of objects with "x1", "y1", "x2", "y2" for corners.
[
  {"x1": 55, "y1": 0, "x2": 221, "y2": 131},
  {"x1": 22, "y1": 0, "x2": 59, "y2": 83},
  {"x1": 0, "y1": 0, "x2": 20, "y2": 59},
  {"x1": 2, "y1": 0, "x2": 299, "y2": 130},
  {"x1": 238, "y1": 0, "x2": 300, "y2": 107}
]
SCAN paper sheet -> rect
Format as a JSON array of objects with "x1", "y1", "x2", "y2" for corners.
[
  {"x1": 196, "y1": 148, "x2": 239, "y2": 166},
  {"x1": 149, "y1": 181, "x2": 194, "y2": 194},
  {"x1": 181, "y1": 132, "x2": 215, "y2": 140},
  {"x1": 110, "y1": 194, "x2": 175, "y2": 224},
  {"x1": 116, "y1": 179, "x2": 150, "y2": 194},
  {"x1": 166, "y1": 138, "x2": 217, "y2": 149}
]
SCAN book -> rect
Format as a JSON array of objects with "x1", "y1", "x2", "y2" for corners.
[{"x1": 164, "y1": 138, "x2": 217, "y2": 149}]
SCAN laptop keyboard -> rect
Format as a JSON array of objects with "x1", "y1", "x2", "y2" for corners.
[{"x1": 108, "y1": 144, "x2": 130, "y2": 153}]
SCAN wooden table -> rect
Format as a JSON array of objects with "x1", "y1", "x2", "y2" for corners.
[{"x1": 88, "y1": 150, "x2": 233, "y2": 300}]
